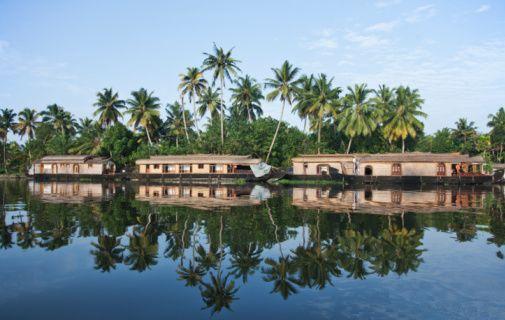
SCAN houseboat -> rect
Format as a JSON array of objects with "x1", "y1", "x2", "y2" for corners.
[
  {"x1": 31, "y1": 155, "x2": 116, "y2": 180},
  {"x1": 291, "y1": 152, "x2": 491, "y2": 185},
  {"x1": 135, "y1": 184, "x2": 270, "y2": 210},
  {"x1": 135, "y1": 154, "x2": 272, "y2": 181},
  {"x1": 28, "y1": 181, "x2": 116, "y2": 203},
  {"x1": 292, "y1": 187, "x2": 487, "y2": 215}
]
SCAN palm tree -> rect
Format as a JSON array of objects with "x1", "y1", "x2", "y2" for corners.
[
  {"x1": 0, "y1": 108, "x2": 17, "y2": 172},
  {"x1": 372, "y1": 84, "x2": 395, "y2": 115},
  {"x1": 337, "y1": 84, "x2": 378, "y2": 154},
  {"x1": 453, "y1": 118, "x2": 477, "y2": 151},
  {"x1": 93, "y1": 88, "x2": 125, "y2": 128},
  {"x1": 17, "y1": 108, "x2": 39, "y2": 141},
  {"x1": 264, "y1": 61, "x2": 300, "y2": 162},
  {"x1": 229, "y1": 75, "x2": 264, "y2": 123},
  {"x1": 165, "y1": 102, "x2": 194, "y2": 149},
  {"x1": 383, "y1": 86, "x2": 426, "y2": 153},
  {"x1": 198, "y1": 87, "x2": 223, "y2": 122},
  {"x1": 199, "y1": 272, "x2": 239, "y2": 315},
  {"x1": 41, "y1": 104, "x2": 76, "y2": 136},
  {"x1": 124, "y1": 232, "x2": 158, "y2": 272},
  {"x1": 488, "y1": 107, "x2": 505, "y2": 160},
  {"x1": 293, "y1": 74, "x2": 315, "y2": 133},
  {"x1": 303, "y1": 74, "x2": 341, "y2": 153},
  {"x1": 71, "y1": 120, "x2": 103, "y2": 155},
  {"x1": 202, "y1": 43, "x2": 241, "y2": 148},
  {"x1": 126, "y1": 88, "x2": 161, "y2": 146},
  {"x1": 228, "y1": 244, "x2": 262, "y2": 283},
  {"x1": 90, "y1": 235, "x2": 124, "y2": 272},
  {"x1": 179, "y1": 67, "x2": 207, "y2": 137},
  {"x1": 177, "y1": 260, "x2": 206, "y2": 287}
]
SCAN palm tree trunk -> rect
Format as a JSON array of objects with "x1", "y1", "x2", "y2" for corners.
[
  {"x1": 176, "y1": 136, "x2": 179, "y2": 149},
  {"x1": 346, "y1": 137, "x2": 353, "y2": 154},
  {"x1": 266, "y1": 100, "x2": 286, "y2": 163},
  {"x1": 192, "y1": 97, "x2": 200, "y2": 137},
  {"x1": 248, "y1": 109, "x2": 252, "y2": 123},
  {"x1": 317, "y1": 118, "x2": 322, "y2": 154},
  {"x1": 402, "y1": 138, "x2": 405, "y2": 153},
  {"x1": 220, "y1": 77, "x2": 225, "y2": 149},
  {"x1": 145, "y1": 126, "x2": 153, "y2": 146},
  {"x1": 180, "y1": 96, "x2": 190, "y2": 143},
  {"x1": 3, "y1": 137, "x2": 6, "y2": 173}
]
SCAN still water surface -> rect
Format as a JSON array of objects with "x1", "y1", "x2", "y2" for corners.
[{"x1": 0, "y1": 181, "x2": 504, "y2": 319}]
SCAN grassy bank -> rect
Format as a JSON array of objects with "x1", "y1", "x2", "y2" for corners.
[
  {"x1": 0, "y1": 174, "x2": 27, "y2": 180},
  {"x1": 277, "y1": 179, "x2": 343, "y2": 186}
]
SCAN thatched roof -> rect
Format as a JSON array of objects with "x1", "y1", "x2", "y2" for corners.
[
  {"x1": 136, "y1": 154, "x2": 261, "y2": 165},
  {"x1": 34, "y1": 155, "x2": 111, "y2": 164},
  {"x1": 292, "y1": 152, "x2": 485, "y2": 164}
]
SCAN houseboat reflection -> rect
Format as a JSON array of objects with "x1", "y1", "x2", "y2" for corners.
[
  {"x1": 28, "y1": 181, "x2": 116, "y2": 203},
  {"x1": 135, "y1": 184, "x2": 271, "y2": 210},
  {"x1": 292, "y1": 187, "x2": 488, "y2": 214}
]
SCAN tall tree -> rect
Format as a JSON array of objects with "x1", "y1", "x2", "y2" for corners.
[
  {"x1": 17, "y1": 108, "x2": 39, "y2": 141},
  {"x1": 41, "y1": 104, "x2": 76, "y2": 136},
  {"x1": 93, "y1": 88, "x2": 125, "y2": 128},
  {"x1": 179, "y1": 67, "x2": 207, "y2": 138},
  {"x1": 383, "y1": 86, "x2": 426, "y2": 153},
  {"x1": 165, "y1": 102, "x2": 193, "y2": 149},
  {"x1": 304, "y1": 74, "x2": 341, "y2": 154},
  {"x1": 293, "y1": 74, "x2": 315, "y2": 133},
  {"x1": 452, "y1": 118, "x2": 478, "y2": 154},
  {"x1": 0, "y1": 108, "x2": 17, "y2": 172},
  {"x1": 198, "y1": 87, "x2": 223, "y2": 122},
  {"x1": 488, "y1": 107, "x2": 505, "y2": 161},
  {"x1": 126, "y1": 88, "x2": 161, "y2": 146},
  {"x1": 230, "y1": 75, "x2": 264, "y2": 123},
  {"x1": 337, "y1": 84, "x2": 377, "y2": 154},
  {"x1": 264, "y1": 61, "x2": 300, "y2": 162},
  {"x1": 202, "y1": 44, "x2": 241, "y2": 148}
]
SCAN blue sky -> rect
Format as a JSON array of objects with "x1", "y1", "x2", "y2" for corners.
[{"x1": 1, "y1": 0, "x2": 504, "y2": 138}]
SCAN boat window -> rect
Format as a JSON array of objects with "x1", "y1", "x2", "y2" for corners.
[
  {"x1": 198, "y1": 164, "x2": 204, "y2": 169},
  {"x1": 437, "y1": 163, "x2": 446, "y2": 176},
  {"x1": 364, "y1": 189, "x2": 373, "y2": 201},
  {"x1": 154, "y1": 164, "x2": 159, "y2": 169},
  {"x1": 364, "y1": 166, "x2": 373, "y2": 176}
]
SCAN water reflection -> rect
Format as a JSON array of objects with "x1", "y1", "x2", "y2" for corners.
[
  {"x1": 1, "y1": 181, "x2": 505, "y2": 317},
  {"x1": 293, "y1": 187, "x2": 487, "y2": 214}
]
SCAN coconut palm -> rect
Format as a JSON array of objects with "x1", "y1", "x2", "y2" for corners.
[
  {"x1": 229, "y1": 75, "x2": 264, "y2": 123},
  {"x1": 452, "y1": 118, "x2": 477, "y2": 151},
  {"x1": 337, "y1": 84, "x2": 378, "y2": 154},
  {"x1": 303, "y1": 74, "x2": 341, "y2": 154},
  {"x1": 0, "y1": 108, "x2": 17, "y2": 172},
  {"x1": 228, "y1": 244, "x2": 263, "y2": 283},
  {"x1": 17, "y1": 108, "x2": 39, "y2": 140},
  {"x1": 124, "y1": 232, "x2": 158, "y2": 272},
  {"x1": 165, "y1": 102, "x2": 193, "y2": 149},
  {"x1": 199, "y1": 272, "x2": 239, "y2": 315},
  {"x1": 90, "y1": 235, "x2": 124, "y2": 272},
  {"x1": 177, "y1": 260, "x2": 206, "y2": 287},
  {"x1": 383, "y1": 86, "x2": 426, "y2": 153},
  {"x1": 93, "y1": 88, "x2": 125, "y2": 128},
  {"x1": 41, "y1": 104, "x2": 76, "y2": 136},
  {"x1": 372, "y1": 84, "x2": 395, "y2": 115},
  {"x1": 264, "y1": 61, "x2": 300, "y2": 162},
  {"x1": 488, "y1": 107, "x2": 505, "y2": 160},
  {"x1": 71, "y1": 120, "x2": 103, "y2": 155},
  {"x1": 126, "y1": 88, "x2": 161, "y2": 146},
  {"x1": 179, "y1": 67, "x2": 208, "y2": 137},
  {"x1": 293, "y1": 74, "x2": 315, "y2": 133},
  {"x1": 198, "y1": 87, "x2": 223, "y2": 122},
  {"x1": 202, "y1": 43, "x2": 241, "y2": 148}
]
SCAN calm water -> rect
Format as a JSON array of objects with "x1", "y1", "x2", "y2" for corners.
[{"x1": 1, "y1": 181, "x2": 504, "y2": 320}]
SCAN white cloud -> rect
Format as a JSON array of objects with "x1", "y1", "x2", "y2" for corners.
[
  {"x1": 405, "y1": 4, "x2": 437, "y2": 23},
  {"x1": 374, "y1": 0, "x2": 402, "y2": 8},
  {"x1": 345, "y1": 31, "x2": 389, "y2": 48},
  {"x1": 365, "y1": 21, "x2": 399, "y2": 32},
  {"x1": 476, "y1": 4, "x2": 490, "y2": 13}
]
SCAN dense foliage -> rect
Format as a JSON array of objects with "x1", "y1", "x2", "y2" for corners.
[{"x1": 0, "y1": 44, "x2": 503, "y2": 173}]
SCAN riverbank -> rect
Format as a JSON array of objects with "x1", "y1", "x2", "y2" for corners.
[{"x1": 0, "y1": 174, "x2": 27, "y2": 180}]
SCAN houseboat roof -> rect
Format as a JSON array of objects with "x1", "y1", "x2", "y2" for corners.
[
  {"x1": 292, "y1": 152, "x2": 485, "y2": 163},
  {"x1": 34, "y1": 155, "x2": 111, "y2": 164},
  {"x1": 135, "y1": 154, "x2": 262, "y2": 165}
]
